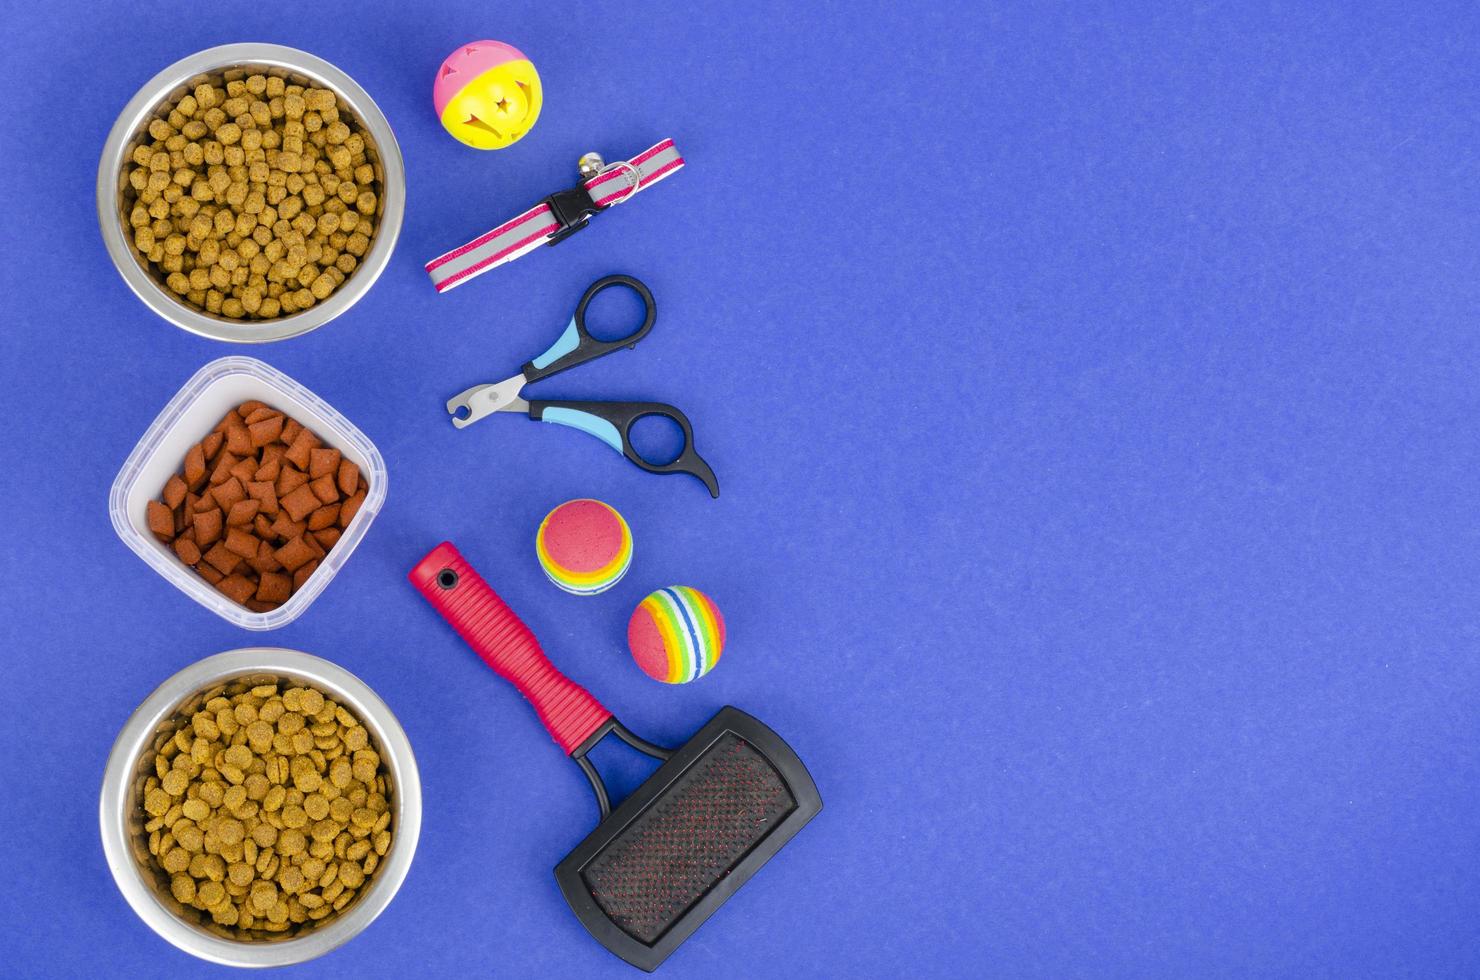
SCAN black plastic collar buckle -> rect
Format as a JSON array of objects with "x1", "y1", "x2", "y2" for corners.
[{"x1": 543, "y1": 184, "x2": 606, "y2": 246}]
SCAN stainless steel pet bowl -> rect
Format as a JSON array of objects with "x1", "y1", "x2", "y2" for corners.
[
  {"x1": 97, "y1": 43, "x2": 405, "y2": 343},
  {"x1": 99, "y1": 648, "x2": 421, "y2": 967}
]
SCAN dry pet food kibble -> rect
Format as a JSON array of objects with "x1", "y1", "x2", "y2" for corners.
[
  {"x1": 122, "y1": 72, "x2": 380, "y2": 320},
  {"x1": 147, "y1": 402, "x2": 369, "y2": 611},
  {"x1": 139, "y1": 680, "x2": 394, "y2": 940}
]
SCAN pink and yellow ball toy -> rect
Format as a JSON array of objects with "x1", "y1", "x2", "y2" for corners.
[{"x1": 433, "y1": 40, "x2": 542, "y2": 150}]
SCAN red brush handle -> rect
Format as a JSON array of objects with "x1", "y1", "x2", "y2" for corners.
[{"x1": 409, "y1": 542, "x2": 612, "y2": 754}]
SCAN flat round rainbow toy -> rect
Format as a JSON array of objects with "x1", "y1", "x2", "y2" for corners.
[
  {"x1": 628, "y1": 586, "x2": 726, "y2": 684},
  {"x1": 433, "y1": 40, "x2": 542, "y2": 150},
  {"x1": 536, "y1": 499, "x2": 632, "y2": 595}
]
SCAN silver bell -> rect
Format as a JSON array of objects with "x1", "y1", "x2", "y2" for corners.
[{"x1": 577, "y1": 152, "x2": 606, "y2": 180}]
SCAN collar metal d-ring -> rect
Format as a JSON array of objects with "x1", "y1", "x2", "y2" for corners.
[{"x1": 600, "y1": 159, "x2": 642, "y2": 205}]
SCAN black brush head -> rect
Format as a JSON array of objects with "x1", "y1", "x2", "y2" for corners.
[{"x1": 556, "y1": 707, "x2": 822, "y2": 971}]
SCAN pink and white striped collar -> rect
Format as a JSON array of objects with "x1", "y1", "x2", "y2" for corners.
[{"x1": 425, "y1": 139, "x2": 685, "y2": 294}]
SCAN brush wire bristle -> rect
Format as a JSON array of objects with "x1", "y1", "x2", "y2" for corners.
[{"x1": 582, "y1": 734, "x2": 797, "y2": 944}]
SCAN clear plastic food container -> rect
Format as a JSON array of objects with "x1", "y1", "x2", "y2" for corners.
[{"x1": 109, "y1": 356, "x2": 387, "y2": 630}]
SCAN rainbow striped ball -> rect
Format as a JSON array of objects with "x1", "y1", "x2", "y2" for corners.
[
  {"x1": 628, "y1": 587, "x2": 726, "y2": 684},
  {"x1": 536, "y1": 499, "x2": 632, "y2": 595}
]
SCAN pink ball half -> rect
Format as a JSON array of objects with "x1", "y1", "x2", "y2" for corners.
[{"x1": 433, "y1": 40, "x2": 530, "y2": 116}]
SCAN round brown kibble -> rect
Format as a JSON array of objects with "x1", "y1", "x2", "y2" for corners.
[
  {"x1": 251, "y1": 821, "x2": 278, "y2": 848},
  {"x1": 222, "y1": 783, "x2": 247, "y2": 811},
  {"x1": 216, "y1": 818, "x2": 245, "y2": 846},
  {"x1": 328, "y1": 796, "x2": 354, "y2": 824},
  {"x1": 338, "y1": 861, "x2": 365, "y2": 888},
  {"x1": 329, "y1": 757, "x2": 352, "y2": 789},
  {"x1": 245, "y1": 720, "x2": 273, "y2": 752},
  {"x1": 180, "y1": 798, "x2": 210, "y2": 823},
  {"x1": 250, "y1": 881, "x2": 278, "y2": 913},
  {"x1": 174, "y1": 821, "x2": 205, "y2": 853},
  {"x1": 163, "y1": 847, "x2": 191, "y2": 874},
  {"x1": 198, "y1": 880, "x2": 226, "y2": 908},
  {"x1": 278, "y1": 865, "x2": 305, "y2": 894},
  {"x1": 161, "y1": 770, "x2": 190, "y2": 796},
  {"x1": 171, "y1": 874, "x2": 196, "y2": 904},
  {"x1": 304, "y1": 793, "x2": 331, "y2": 821},
  {"x1": 144, "y1": 788, "x2": 170, "y2": 816},
  {"x1": 278, "y1": 827, "x2": 307, "y2": 857}
]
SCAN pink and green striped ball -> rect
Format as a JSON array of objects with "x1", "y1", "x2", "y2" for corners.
[{"x1": 627, "y1": 586, "x2": 726, "y2": 684}]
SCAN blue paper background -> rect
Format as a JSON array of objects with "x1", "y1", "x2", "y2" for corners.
[{"x1": 3, "y1": 2, "x2": 1479, "y2": 976}]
